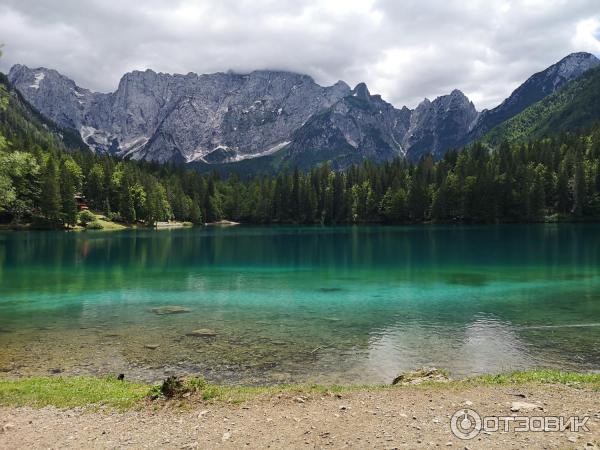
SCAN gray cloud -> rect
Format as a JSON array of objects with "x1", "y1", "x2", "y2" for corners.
[{"x1": 0, "y1": 0, "x2": 599, "y2": 109}]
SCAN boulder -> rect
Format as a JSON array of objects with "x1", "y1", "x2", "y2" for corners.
[
  {"x1": 392, "y1": 367, "x2": 449, "y2": 385},
  {"x1": 510, "y1": 401, "x2": 543, "y2": 412}
]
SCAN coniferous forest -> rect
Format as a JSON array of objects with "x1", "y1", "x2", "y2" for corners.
[{"x1": 2, "y1": 72, "x2": 600, "y2": 228}]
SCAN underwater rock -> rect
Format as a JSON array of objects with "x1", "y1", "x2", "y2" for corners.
[
  {"x1": 150, "y1": 306, "x2": 191, "y2": 315},
  {"x1": 186, "y1": 329, "x2": 217, "y2": 337},
  {"x1": 145, "y1": 344, "x2": 160, "y2": 350},
  {"x1": 318, "y1": 287, "x2": 344, "y2": 293}
]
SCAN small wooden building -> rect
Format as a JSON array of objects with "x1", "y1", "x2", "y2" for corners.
[{"x1": 74, "y1": 193, "x2": 89, "y2": 211}]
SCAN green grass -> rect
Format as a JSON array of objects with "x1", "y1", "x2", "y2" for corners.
[
  {"x1": 0, "y1": 376, "x2": 149, "y2": 409},
  {"x1": 1, "y1": 370, "x2": 599, "y2": 410},
  {"x1": 87, "y1": 212, "x2": 128, "y2": 231},
  {"x1": 468, "y1": 369, "x2": 600, "y2": 386}
]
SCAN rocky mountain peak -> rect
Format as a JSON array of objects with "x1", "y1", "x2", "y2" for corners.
[
  {"x1": 9, "y1": 65, "x2": 71, "y2": 91},
  {"x1": 552, "y1": 52, "x2": 599, "y2": 79},
  {"x1": 449, "y1": 89, "x2": 469, "y2": 100},
  {"x1": 432, "y1": 89, "x2": 474, "y2": 110},
  {"x1": 6, "y1": 51, "x2": 600, "y2": 170},
  {"x1": 463, "y1": 51, "x2": 600, "y2": 145},
  {"x1": 403, "y1": 89, "x2": 478, "y2": 161},
  {"x1": 353, "y1": 82, "x2": 371, "y2": 101},
  {"x1": 414, "y1": 98, "x2": 432, "y2": 112}
]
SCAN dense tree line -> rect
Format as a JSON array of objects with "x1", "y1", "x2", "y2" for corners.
[{"x1": 2, "y1": 73, "x2": 600, "y2": 227}]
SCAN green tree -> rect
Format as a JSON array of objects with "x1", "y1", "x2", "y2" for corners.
[
  {"x1": 60, "y1": 159, "x2": 81, "y2": 227},
  {"x1": 189, "y1": 195, "x2": 203, "y2": 225},
  {"x1": 119, "y1": 172, "x2": 136, "y2": 223},
  {"x1": 40, "y1": 158, "x2": 62, "y2": 225},
  {"x1": 85, "y1": 163, "x2": 106, "y2": 208},
  {"x1": 572, "y1": 154, "x2": 585, "y2": 216}
]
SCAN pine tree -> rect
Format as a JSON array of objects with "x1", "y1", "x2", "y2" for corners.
[
  {"x1": 61, "y1": 178, "x2": 78, "y2": 227},
  {"x1": 85, "y1": 163, "x2": 105, "y2": 209},
  {"x1": 189, "y1": 195, "x2": 203, "y2": 225},
  {"x1": 572, "y1": 153, "x2": 586, "y2": 216},
  {"x1": 119, "y1": 172, "x2": 136, "y2": 223},
  {"x1": 60, "y1": 160, "x2": 81, "y2": 228},
  {"x1": 40, "y1": 159, "x2": 62, "y2": 225}
]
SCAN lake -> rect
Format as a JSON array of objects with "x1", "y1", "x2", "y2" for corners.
[{"x1": 1, "y1": 225, "x2": 599, "y2": 385}]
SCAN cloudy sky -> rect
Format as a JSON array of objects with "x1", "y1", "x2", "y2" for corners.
[{"x1": 1, "y1": 0, "x2": 599, "y2": 109}]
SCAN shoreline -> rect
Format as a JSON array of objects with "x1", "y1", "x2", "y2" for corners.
[
  {"x1": 2, "y1": 220, "x2": 600, "y2": 233},
  {"x1": 0, "y1": 371, "x2": 599, "y2": 449},
  {"x1": 1, "y1": 370, "x2": 599, "y2": 409}
]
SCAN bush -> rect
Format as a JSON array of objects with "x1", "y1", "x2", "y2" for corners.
[
  {"x1": 78, "y1": 210, "x2": 95, "y2": 226},
  {"x1": 86, "y1": 220, "x2": 104, "y2": 230},
  {"x1": 159, "y1": 376, "x2": 208, "y2": 399},
  {"x1": 30, "y1": 216, "x2": 61, "y2": 230},
  {"x1": 109, "y1": 212, "x2": 124, "y2": 223},
  {"x1": 160, "y1": 376, "x2": 185, "y2": 398}
]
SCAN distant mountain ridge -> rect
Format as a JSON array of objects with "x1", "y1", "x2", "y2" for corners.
[
  {"x1": 7, "y1": 52, "x2": 600, "y2": 170},
  {"x1": 484, "y1": 64, "x2": 600, "y2": 145},
  {"x1": 462, "y1": 52, "x2": 600, "y2": 145},
  {"x1": 0, "y1": 72, "x2": 88, "y2": 152}
]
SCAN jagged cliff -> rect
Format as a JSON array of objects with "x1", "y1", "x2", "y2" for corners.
[{"x1": 8, "y1": 52, "x2": 599, "y2": 169}]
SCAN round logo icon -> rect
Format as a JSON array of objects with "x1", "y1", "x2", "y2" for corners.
[{"x1": 450, "y1": 408, "x2": 482, "y2": 440}]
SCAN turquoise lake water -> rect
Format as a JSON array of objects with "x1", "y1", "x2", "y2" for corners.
[{"x1": 1, "y1": 225, "x2": 599, "y2": 384}]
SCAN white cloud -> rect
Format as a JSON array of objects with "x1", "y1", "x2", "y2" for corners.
[
  {"x1": 0, "y1": 0, "x2": 598, "y2": 109},
  {"x1": 573, "y1": 17, "x2": 600, "y2": 54}
]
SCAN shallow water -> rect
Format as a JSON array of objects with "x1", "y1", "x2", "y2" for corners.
[{"x1": 1, "y1": 225, "x2": 599, "y2": 384}]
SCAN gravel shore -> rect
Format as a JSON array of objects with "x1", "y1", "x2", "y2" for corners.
[{"x1": 1, "y1": 383, "x2": 599, "y2": 449}]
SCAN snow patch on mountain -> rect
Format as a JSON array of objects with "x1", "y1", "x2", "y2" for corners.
[{"x1": 29, "y1": 72, "x2": 45, "y2": 89}]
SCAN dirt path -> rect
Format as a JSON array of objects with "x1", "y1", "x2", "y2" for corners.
[{"x1": 1, "y1": 384, "x2": 599, "y2": 449}]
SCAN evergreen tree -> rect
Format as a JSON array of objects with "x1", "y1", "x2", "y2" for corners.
[
  {"x1": 119, "y1": 172, "x2": 136, "y2": 223},
  {"x1": 572, "y1": 154, "x2": 585, "y2": 216},
  {"x1": 40, "y1": 158, "x2": 62, "y2": 225},
  {"x1": 189, "y1": 195, "x2": 203, "y2": 225},
  {"x1": 60, "y1": 176, "x2": 78, "y2": 227},
  {"x1": 60, "y1": 159, "x2": 81, "y2": 227}
]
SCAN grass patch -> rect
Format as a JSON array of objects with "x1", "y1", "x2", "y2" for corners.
[
  {"x1": 0, "y1": 376, "x2": 149, "y2": 409},
  {"x1": 1, "y1": 370, "x2": 599, "y2": 410},
  {"x1": 467, "y1": 369, "x2": 600, "y2": 387},
  {"x1": 88, "y1": 214, "x2": 128, "y2": 231}
]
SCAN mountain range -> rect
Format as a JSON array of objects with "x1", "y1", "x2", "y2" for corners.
[{"x1": 7, "y1": 52, "x2": 600, "y2": 172}]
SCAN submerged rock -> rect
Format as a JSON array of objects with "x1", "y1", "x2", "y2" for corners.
[
  {"x1": 318, "y1": 287, "x2": 344, "y2": 293},
  {"x1": 145, "y1": 344, "x2": 160, "y2": 350},
  {"x1": 150, "y1": 306, "x2": 191, "y2": 315},
  {"x1": 186, "y1": 329, "x2": 217, "y2": 337},
  {"x1": 392, "y1": 367, "x2": 449, "y2": 385}
]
